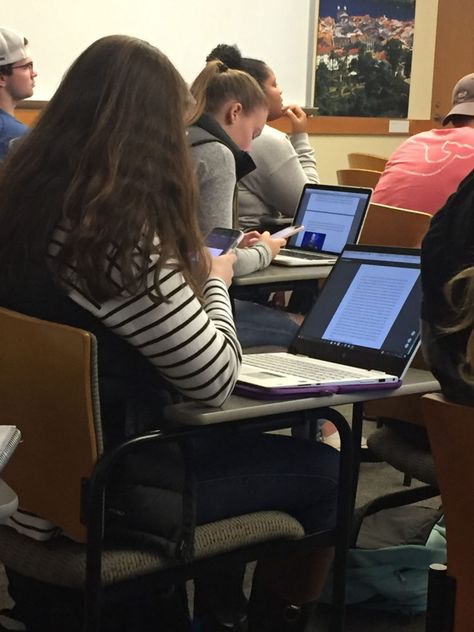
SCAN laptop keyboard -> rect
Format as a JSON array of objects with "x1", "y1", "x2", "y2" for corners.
[
  {"x1": 243, "y1": 354, "x2": 365, "y2": 381},
  {"x1": 279, "y1": 249, "x2": 332, "y2": 260}
]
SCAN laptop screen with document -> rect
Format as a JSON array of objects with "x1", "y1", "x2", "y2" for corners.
[
  {"x1": 290, "y1": 245, "x2": 421, "y2": 379},
  {"x1": 286, "y1": 184, "x2": 372, "y2": 255}
]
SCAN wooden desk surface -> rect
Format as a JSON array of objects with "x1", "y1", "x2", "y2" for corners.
[
  {"x1": 232, "y1": 263, "x2": 332, "y2": 286},
  {"x1": 165, "y1": 368, "x2": 440, "y2": 426}
]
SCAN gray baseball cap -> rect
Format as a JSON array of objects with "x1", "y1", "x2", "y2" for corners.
[{"x1": 443, "y1": 73, "x2": 474, "y2": 125}]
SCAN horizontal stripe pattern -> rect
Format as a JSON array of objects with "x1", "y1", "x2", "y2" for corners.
[{"x1": 49, "y1": 226, "x2": 241, "y2": 407}]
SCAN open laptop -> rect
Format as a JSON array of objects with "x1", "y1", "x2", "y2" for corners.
[
  {"x1": 237, "y1": 245, "x2": 421, "y2": 397},
  {"x1": 273, "y1": 183, "x2": 372, "y2": 266}
]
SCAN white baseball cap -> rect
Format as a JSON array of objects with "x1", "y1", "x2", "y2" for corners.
[{"x1": 0, "y1": 27, "x2": 30, "y2": 66}]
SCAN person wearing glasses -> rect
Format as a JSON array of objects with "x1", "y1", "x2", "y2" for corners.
[{"x1": 0, "y1": 27, "x2": 37, "y2": 161}]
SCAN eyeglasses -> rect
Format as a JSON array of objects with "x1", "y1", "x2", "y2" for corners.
[{"x1": 12, "y1": 62, "x2": 34, "y2": 72}]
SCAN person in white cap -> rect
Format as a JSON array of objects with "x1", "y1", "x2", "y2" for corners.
[
  {"x1": 372, "y1": 72, "x2": 474, "y2": 216},
  {"x1": 0, "y1": 27, "x2": 37, "y2": 160}
]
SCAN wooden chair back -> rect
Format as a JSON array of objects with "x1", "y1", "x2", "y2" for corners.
[
  {"x1": 336, "y1": 168, "x2": 382, "y2": 189},
  {"x1": 360, "y1": 203, "x2": 431, "y2": 423},
  {"x1": 347, "y1": 152, "x2": 388, "y2": 171},
  {"x1": 358, "y1": 202, "x2": 431, "y2": 248},
  {"x1": 0, "y1": 307, "x2": 100, "y2": 542},
  {"x1": 422, "y1": 392, "x2": 474, "y2": 632}
]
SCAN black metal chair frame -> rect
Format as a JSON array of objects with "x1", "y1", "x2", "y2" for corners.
[{"x1": 84, "y1": 405, "x2": 355, "y2": 632}]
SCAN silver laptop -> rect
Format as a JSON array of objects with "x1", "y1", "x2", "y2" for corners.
[
  {"x1": 273, "y1": 183, "x2": 372, "y2": 266},
  {"x1": 237, "y1": 245, "x2": 421, "y2": 396}
]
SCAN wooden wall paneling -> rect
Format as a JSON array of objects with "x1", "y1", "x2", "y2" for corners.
[{"x1": 431, "y1": 0, "x2": 474, "y2": 123}]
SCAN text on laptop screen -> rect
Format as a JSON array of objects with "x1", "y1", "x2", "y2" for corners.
[
  {"x1": 294, "y1": 248, "x2": 421, "y2": 370},
  {"x1": 288, "y1": 187, "x2": 370, "y2": 254}
]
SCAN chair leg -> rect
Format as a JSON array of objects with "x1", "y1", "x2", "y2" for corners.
[{"x1": 425, "y1": 564, "x2": 456, "y2": 632}]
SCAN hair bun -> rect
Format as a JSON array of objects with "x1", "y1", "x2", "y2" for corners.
[
  {"x1": 216, "y1": 61, "x2": 228, "y2": 73},
  {"x1": 206, "y1": 44, "x2": 242, "y2": 70}
]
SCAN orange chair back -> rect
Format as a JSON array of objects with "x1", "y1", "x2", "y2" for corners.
[
  {"x1": 347, "y1": 152, "x2": 388, "y2": 171},
  {"x1": 358, "y1": 202, "x2": 431, "y2": 248},
  {"x1": 422, "y1": 393, "x2": 474, "y2": 632},
  {"x1": 336, "y1": 168, "x2": 382, "y2": 189},
  {"x1": 0, "y1": 307, "x2": 99, "y2": 542}
]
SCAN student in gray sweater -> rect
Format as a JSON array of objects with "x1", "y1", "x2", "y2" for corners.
[
  {"x1": 206, "y1": 44, "x2": 319, "y2": 230},
  {"x1": 188, "y1": 61, "x2": 301, "y2": 347}
]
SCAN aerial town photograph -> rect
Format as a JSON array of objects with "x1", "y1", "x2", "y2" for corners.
[{"x1": 315, "y1": 0, "x2": 416, "y2": 117}]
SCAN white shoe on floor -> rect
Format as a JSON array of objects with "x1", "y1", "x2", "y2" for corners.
[{"x1": 321, "y1": 431, "x2": 367, "y2": 451}]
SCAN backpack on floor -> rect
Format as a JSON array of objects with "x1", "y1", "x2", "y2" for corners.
[{"x1": 322, "y1": 502, "x2": 446, "y2": 614}]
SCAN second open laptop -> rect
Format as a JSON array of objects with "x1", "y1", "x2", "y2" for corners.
[
  {"x1": 273, "y1": 183, "x2": 372, "y2": 266},
  {"x1": 237, "y1": 244, "x2": 421, "y2": 397}
]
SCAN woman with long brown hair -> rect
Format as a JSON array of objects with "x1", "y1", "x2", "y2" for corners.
[{"x1": 0, "y1": 36, "x2": 338, "y2": 632}]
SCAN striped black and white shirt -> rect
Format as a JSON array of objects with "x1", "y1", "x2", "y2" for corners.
[{"x1": 7, "y1": 225, "x2": 242, "y2": 540}]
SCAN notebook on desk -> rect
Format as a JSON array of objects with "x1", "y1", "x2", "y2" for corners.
[
  {"x1": 237, "y1": 245, "x2": 421, "y2": 397},
  {"x1": 273, "y1": 183, "x2": 372, "y2": 266}
]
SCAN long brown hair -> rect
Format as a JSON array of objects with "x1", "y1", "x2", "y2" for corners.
[
  {"x1": 187, "y1": 60, "x2": 267, "y2": 125},
  {"x1": 0, "y1": 35, "x2": 207, "y2": 301}
]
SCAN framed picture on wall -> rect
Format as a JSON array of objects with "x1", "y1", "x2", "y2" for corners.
[{"x1": 314, "y1": 0, "x2": 416, "y2": 118}]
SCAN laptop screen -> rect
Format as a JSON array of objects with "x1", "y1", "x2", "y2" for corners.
[
  {"x1": 291, "y1": 245, "x2": 421, "y2": 378},
  {"x1": 287, "y1": 184, "x2": 372, "y2": 255}
]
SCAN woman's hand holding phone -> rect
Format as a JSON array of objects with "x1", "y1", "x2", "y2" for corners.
[
  {"x1": 239, "y1": 231, "x2": 262, "y2": 248},
  {"x1": 209, "y1": 251, "x2": 236, "y2": 288},
  {"x1": 258, "y1": 231, "x2": 286, "y2": 259}
]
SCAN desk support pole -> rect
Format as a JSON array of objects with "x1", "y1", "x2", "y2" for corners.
[
  {"x1": 351, "y1": 402, "x2": 364, "y2": 511},
  {"x1": 315, "y1": 407, "x2": 354, "y2": 632}
]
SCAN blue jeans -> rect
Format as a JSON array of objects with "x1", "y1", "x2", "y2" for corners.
[
  {"x1": 193, "y1": 433, "x2": 339, "y2": 533},
  {"x1": 234, "y1": 299, "x2": 300, "y2": 348}
]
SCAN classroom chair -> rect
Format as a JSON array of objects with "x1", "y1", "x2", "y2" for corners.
[
  {"x1": 336, "y1": 168, "x2": 382, "y2": 189},
  {"x1": 0, "y1": 307, "x2": 351, "y2": 632},
  {"x1": 357, "y1": 202, "x2": 432, "y2": 477},
  {"x1": 347, "y1": 152, "x2": 388, "y2": 171},
  {"x1": 422, "y1": 393, "x2": 474, "y2": 632},
  {"x1": 358, "y1": 202, "x2": 432, "y2": 248}
]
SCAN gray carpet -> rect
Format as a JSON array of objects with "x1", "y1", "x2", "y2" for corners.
[{"x1": 309, "y1": 411, "x2": 435, "y2": 631}]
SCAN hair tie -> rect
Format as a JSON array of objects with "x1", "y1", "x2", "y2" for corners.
[{"x1": 216, "y1": 61, "x2": 228, "y2": 73}]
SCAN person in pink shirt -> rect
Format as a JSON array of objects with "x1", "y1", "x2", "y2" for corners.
[{"x1": 372, "y1": 72, "x2": 474, "y2": 215}]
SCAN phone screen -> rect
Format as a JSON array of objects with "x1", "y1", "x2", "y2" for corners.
[
  {"x1": 271, "y1": 225, "x2": 304, "y2": 240},
  {"x1": 206, "y1": 228, "x2": 243, "y2": 256}
]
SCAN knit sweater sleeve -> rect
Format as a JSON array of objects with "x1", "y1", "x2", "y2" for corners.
[
  {"x1": 49, "y1": 229, "x2": 242, "y2": 407},
  {"x1": 191, "y1": 138, "x2": 273, "y2": 276},
  {"x1": 238, "y1": 126, "x2": 319, "y2": 224}
]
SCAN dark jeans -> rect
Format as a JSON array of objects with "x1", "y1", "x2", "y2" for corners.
[
  {"x1": 194, "y1": 433, "x2": 339, "y2": 533},
  {"x1": 234, "y1": 299, "x2": 299, "y2": 348}
]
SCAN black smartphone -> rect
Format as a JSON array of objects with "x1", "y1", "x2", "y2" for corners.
[{"x1": 206, "y1": 227, "x2": 244, "y2": 256}]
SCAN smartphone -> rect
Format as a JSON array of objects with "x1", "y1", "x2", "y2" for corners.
[
  {"x1": 271, "y1": 225, "x2": 304, "y2": 240},
  {"x1": 206, "y1": 227, "x2": 244, "y2": 256}
]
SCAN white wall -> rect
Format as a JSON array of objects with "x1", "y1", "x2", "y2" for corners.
[{"x1": 2, "y1": 0, "x2": 313, "y2": 102}]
